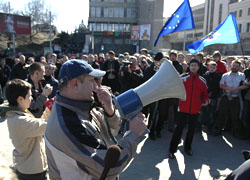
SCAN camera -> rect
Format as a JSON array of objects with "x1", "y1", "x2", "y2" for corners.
[{"x1": 121, "y1": 60, "x2": 132, "y2": 72}]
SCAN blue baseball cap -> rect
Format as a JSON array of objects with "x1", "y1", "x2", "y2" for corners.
[{"x1": 59, "y1": 59, "x2": 106, "y2": 83}]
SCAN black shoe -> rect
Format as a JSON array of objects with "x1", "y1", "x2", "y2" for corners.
[
  {"x1": 212, "y1": 127, "x2": 221, "y2": 136},
  {"x1": 168, "y1": 128, "x2": 174, "y2": 133},
  {"x1": 149, "y1": 133, "x2": 155, "y2": 140},
  {"x1": 168, "y1": 152, "x2": 176, "y2": 159},
  {"x1": 233, "y1": 129, "x2": 248, "y2": 140},
  {"x1": 156, "y1": 131, "x2": 161, "y2": 138},
  {"x1": 185, "y1": 149, "x2": 193, "y2": 156},
  {"x1": 242, "y1": 150, "x2": 250, "y2": 161}
]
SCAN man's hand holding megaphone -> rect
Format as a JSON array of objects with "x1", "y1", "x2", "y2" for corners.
[{"x1": 96, "y1": 87, "x2": 148, "y2": 136}]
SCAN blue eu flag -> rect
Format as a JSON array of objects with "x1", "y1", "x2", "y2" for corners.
[
  {"x1": 186, "y1": 13, "x2": 240, "y2": 54},
  {"x1": 154, "y1": 0, "x2": 195, "y2": 46}
]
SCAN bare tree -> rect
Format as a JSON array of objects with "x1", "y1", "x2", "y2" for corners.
[
  {"x1": 23, "y1": 0, "x2": 56, "y2": 26},
  {"x1": 0, "y1": 1, "x2": 13, "y2": 13}
]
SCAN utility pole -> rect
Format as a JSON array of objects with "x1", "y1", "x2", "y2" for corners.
[
  {"x1": 183, "y1": 30, "x2": 186, "y2": 52},
  {"x1": 8, "y1": 2, "x2": 10, "y2": 13},
  {"x1": 8, "y1": 2, "x2": 16, "y2": 56}
]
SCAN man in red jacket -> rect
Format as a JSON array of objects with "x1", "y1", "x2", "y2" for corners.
[
  {"x1": 212, "y1": 51, "x2": 227, "y2": 74},
  {"x1": 168, "y1": 59, "x2": 209, "y2": 158}
]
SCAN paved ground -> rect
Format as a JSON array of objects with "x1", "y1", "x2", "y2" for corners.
[
  {"x1": 120, "y1": 128, "x2": 249, "y2": 180},
  {"x1": 0, "y1": 118, "x2": 249, "y2": 180}
]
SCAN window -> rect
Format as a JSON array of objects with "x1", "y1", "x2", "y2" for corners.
[
  {"x1": 91, "y1": 7, "x2": 101, "y2": 17},
  {"x1": 96, "y1": 24, "x2": 101, "y2": 31},
  {"x1": 125, "y1": 39, "x2": 132, "y2": 44},
  {"x1": 109, "y1": 8, "x2": 114, "y2": 17},
  {"x1": 234, "y1": 11, "x2": 237, "y2": 17},
  {"x1": 124, "y1": 24, "x2": 130, "y2": 32},
  {"x1": 119, "y1": 24, "x2": 124, "y2": 31},
  {"x1": 103, "y1": 38, "x2": 112, "y2": 44},
  {"x1": 131, "y1": 8, "x2": 137, "y2": 18},
  {"x1": 119, "y1": 8, "x2": 124, "y2": 17},
  {"x1": 91, "y1": 7, "x2": 95, "y2": 17},
  {"x1": 91, "y1": 23, "x2": 96, "y2": 31},
  {"x1": 89, "y1": 23, "x2": 93, "y2": 31},
  {"x1": 186, "y1": 34, "x2": 193, "y2": 38},
  {"x1": 96, "y1": 7, "x2": 101, "y2": 17},
  {"x1": 114, "y1": 24, "x2": 119, "y2": 31},
  {"x1": 103, "y1": 24, "x2": 108, "y2": 31},
  {"x1": 104, "y1": 8, "x2": 109, "y2": 17},
  {"x1": 238, "y1": 24, "x2": 242, "y2": 33},
  {"x1": 127, "y1": 0, "x2": 136, "y2": 3},
  {"x1": 195, "y1": 32, "x2": 203, "y2": 37},
  {"x1": 114, "y1": 39, "x2": 123, "y2": 44},
  {"x1": 108, "y1": 24, "x2": 113, "y2": 31},
  {"x1": 239, "y1": 9, "x2": 242, "y2": 17},
  {"x1": 247, "y1": 23, "x2": 250, "y2": 32},
  {"x1": 127, "y1": 8, "x2": 137, "y2": 18},
  {"x1": 248, "y1": 7, "x2": 250, "y2": 15},
  {"x1": 114, "y1": 8, "x2": 119, "y2": 17},
  {"x1": 127, "y1": 8, "x2": 132, "y2": 18}
]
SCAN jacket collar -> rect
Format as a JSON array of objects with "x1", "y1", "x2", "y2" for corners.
[{"x1": 189, "y1": 71, "x2": 199, "y2": 78}]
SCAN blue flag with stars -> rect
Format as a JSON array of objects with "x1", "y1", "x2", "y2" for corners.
[
  {"x1": 186, "y1": 13, "x2": 240, "y2": 54},
  {"x1": 154, "y1": 0, "x2": 195, "y2": 47}
]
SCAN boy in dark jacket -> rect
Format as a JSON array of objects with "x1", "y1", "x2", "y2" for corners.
[
  {"x1": 168, "y1": 59, "x2": 209, "y2": 158},
  {"x1": 202, "y1": 61, "x2": 222, "y2": 132}
]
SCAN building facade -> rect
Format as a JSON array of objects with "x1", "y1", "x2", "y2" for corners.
[{"x1": 88, "y1": 0, "x2": 165, "y2": 54}]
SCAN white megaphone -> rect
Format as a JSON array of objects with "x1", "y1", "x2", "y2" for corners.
[{"x1": 113, "y1": 58, "x2": 186, "y2": 120}]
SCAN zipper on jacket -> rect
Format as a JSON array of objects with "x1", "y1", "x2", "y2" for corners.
[{"x1": 189, "y1": 76, "x2": 194, "y2": 113}]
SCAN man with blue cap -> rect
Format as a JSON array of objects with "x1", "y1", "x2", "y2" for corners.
[{"x1": 45, "y1": 59, "x2": 147, "y2": 180}]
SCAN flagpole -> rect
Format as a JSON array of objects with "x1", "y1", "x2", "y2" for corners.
[
  {"x1": 240, "y1": 41, "x2": 245, "y2": 58},
  {"x1": 183, "y1": 30, "x2": 186, "y2": 51}
]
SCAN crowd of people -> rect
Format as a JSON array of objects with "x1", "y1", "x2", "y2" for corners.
[{"x1": 0, "y1": 48, "x2": 250, "y2": 179}]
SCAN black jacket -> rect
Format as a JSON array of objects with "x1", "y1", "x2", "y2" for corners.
[
  {"x1": 10, "y1": 62, "x2": 29, "y2": 80},
  {"x1": 0, "y1": 64, "x2": 11, "y2": 86},
  {"x1": 119, "y1": 67, "x2": 144, "y2": 93},
  {"x1": 203, "y1": 71, "x2": 222, "y2": 99},
  {"x1": 172, "y1": 60, "x2": 183, "y2": 75}
]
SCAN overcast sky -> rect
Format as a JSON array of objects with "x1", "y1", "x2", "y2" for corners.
[{"x1": 2, "y1": 0, "x2": 205, "y2": 33}]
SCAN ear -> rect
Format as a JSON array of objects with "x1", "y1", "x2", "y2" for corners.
[
  {"x1": 70, "y1": 79, "x2": 79, "y2": 89},
  {"x1": 35, "y1": 70, "x2": 39, "y2": 76},
  {"x1": 17, "y1": 96, "x2": 24, "y2": 104}
]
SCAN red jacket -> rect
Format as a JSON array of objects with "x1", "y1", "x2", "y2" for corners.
[
  {"x1": 216, "y1": 61, "x2": 227, "y2": 74},
  {"x1": 179, "y1": 72, "x2": 209, "y2": 114}
]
